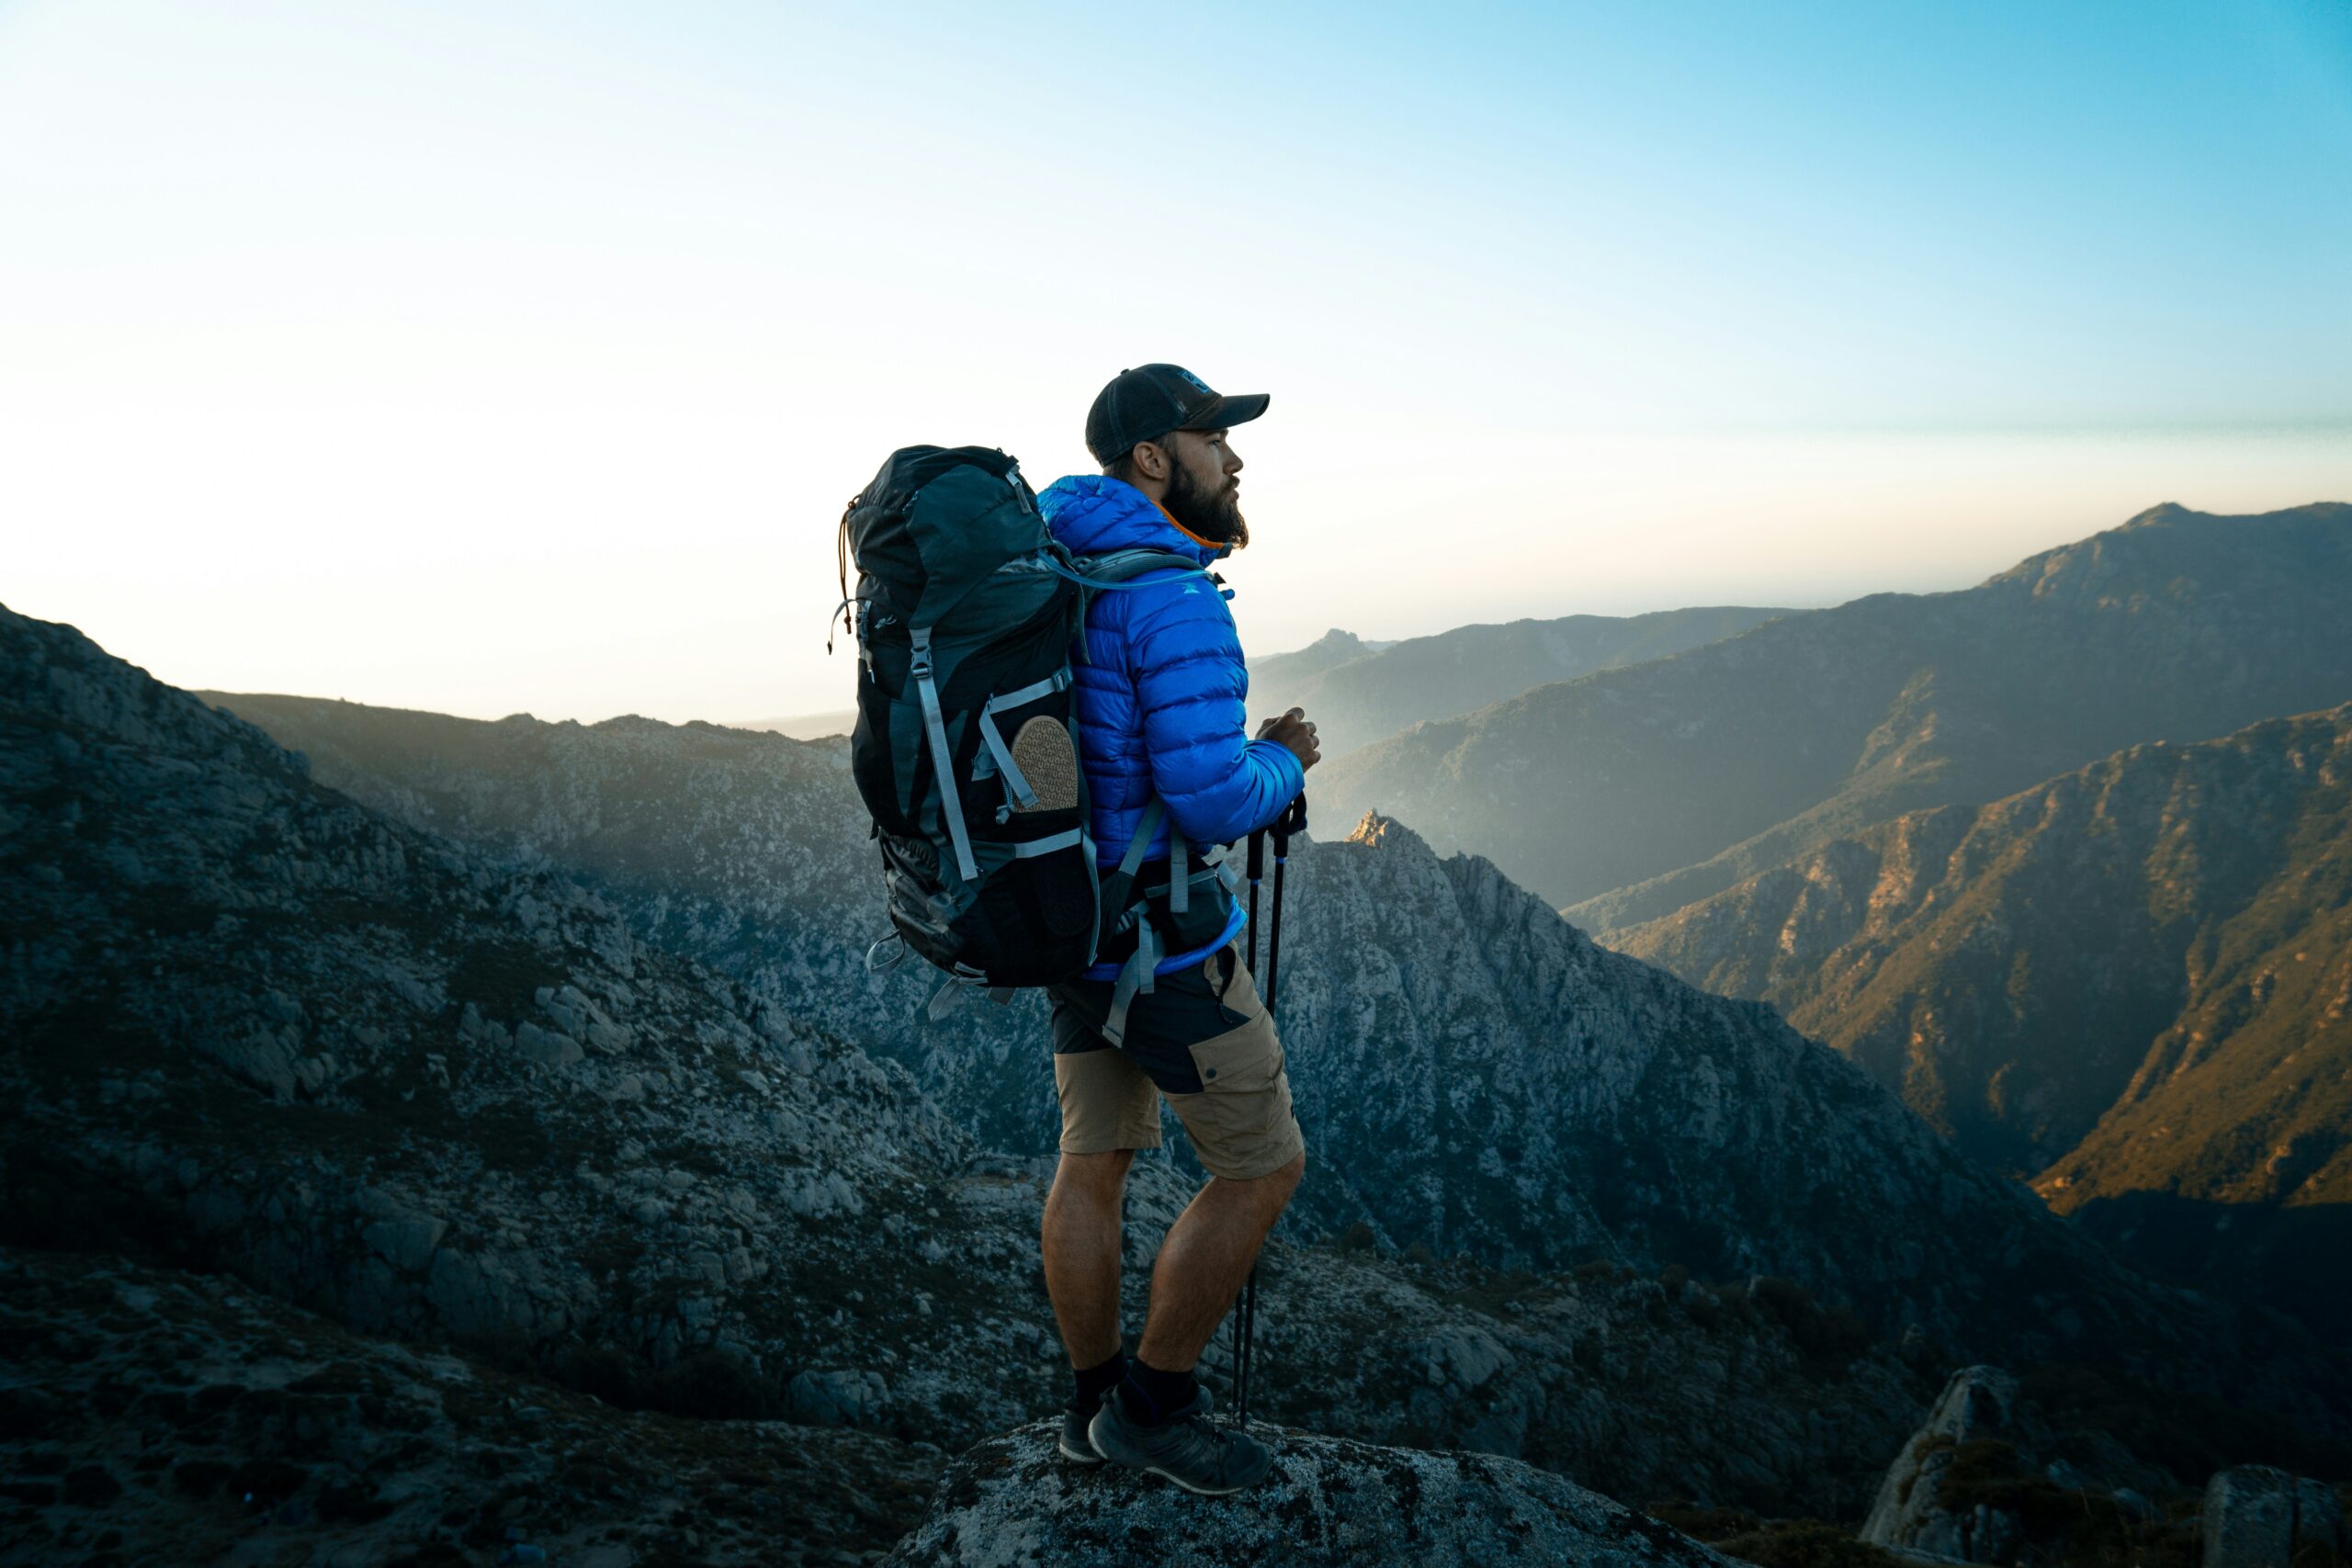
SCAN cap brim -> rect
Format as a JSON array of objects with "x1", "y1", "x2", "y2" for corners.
[{"x1": 1181, "y1": 391, "x2": 1269, "y2": 432}]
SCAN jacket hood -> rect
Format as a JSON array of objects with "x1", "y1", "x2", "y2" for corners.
[{"x1": 1038, "y1": 475, "x2": 1227, "y2": 566}]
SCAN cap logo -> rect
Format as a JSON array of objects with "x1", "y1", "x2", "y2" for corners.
[{"x1": 1174, "y1": 368, "x2": 1214, "y2": 396}]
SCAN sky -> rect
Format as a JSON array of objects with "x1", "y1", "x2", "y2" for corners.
[{"x1": 4, "y1": 0, "x2": 2348, "y2": 724}]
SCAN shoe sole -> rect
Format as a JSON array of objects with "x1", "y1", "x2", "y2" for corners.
[
  {"x1": 1057, "y1": 1436, "x2": 1105, "y2": 1466},
  {"x1": 1123, "y1": 1459, "x2": 1264, "y2": 1496}
]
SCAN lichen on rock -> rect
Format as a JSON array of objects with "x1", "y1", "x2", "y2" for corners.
[{"x1": 883, "y1": 1418, "x2": 1734, "y2": 1567}]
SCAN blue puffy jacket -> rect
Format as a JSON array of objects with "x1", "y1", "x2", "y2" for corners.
[{"x1": 1037, "y1": 474, "x2": 1306, "y2": 977}]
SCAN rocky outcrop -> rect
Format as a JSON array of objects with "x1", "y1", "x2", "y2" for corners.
[
  {"x1": 2202, "y1": 1467, "x2": 2346, "y2": 1568},
  {"x1": 1859, "y1": 1365, "x2": 2271, "y2": 1568},
  {"x1": 882, "y1": 1419, "x2": 1736, "y2": 1568},
  {"x1": 1863, "y1": 1368, "x2": 2030, "y2": 1562}
]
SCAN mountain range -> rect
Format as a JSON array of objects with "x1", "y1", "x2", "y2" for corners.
[
  {"x1": 12, "y1": 498, "x2": 2352, "y2": 1558},
  {"x1": 200, "y1": 667, "x2": 2343, "y2": 1406},
  {"x1": 1247, "y1": 607, "x2": 1796, "y2": 757},
  {"x1": 1309, "y1": 504, "x2": 2352, "y2": 935}
]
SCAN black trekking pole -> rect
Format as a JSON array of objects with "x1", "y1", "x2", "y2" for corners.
[
  {"x1": 1235, "y1": 791, "x2": 1306, "y2": 1431},
  {"x1": 1245, "y1": 828, "x2": 1265, "y2": 976},
  {"x1": 1262, "y1": 793, "x2": 1306, "y2": 1011}
]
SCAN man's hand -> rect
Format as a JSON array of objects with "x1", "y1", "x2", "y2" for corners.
[{"x1": 1257, "y1": 707, "x2": 1320, "y2": 772}]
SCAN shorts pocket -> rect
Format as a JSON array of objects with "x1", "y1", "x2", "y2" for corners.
[{"x1": 1186, "y1": 1016, "x2": 1283, "y2": 1094}]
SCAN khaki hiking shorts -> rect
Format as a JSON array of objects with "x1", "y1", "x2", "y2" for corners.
[{"x1": 1046, "y1": 939, "x2": 1306, "y2": 1182}]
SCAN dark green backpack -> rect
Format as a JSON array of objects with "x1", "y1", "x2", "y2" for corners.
[{"x1": 838, "y1": 446, "x2": 1216, "y2": 1026}]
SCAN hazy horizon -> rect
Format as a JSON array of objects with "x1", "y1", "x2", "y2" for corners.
[
  {"x1": 6, "y1": 1, "x2": 2348, "y2": 725},
  {"x1": 35, "y1": 434, "x2": 2352, "y2": 729}
]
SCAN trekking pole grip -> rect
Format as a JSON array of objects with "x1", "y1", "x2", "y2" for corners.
[{"x1": 1273, "y1": 791, "x2": 1307, "y2": 847}]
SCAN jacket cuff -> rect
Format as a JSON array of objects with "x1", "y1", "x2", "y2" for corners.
[{"x1": 1247, "y1": 739, "x2": 1307, "y2": 824}]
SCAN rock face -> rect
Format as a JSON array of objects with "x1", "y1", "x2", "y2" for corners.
[
  {"x1": 2201, "y1": 1466, "x2": 2347, "y2": 1568},
  {"x1": 0, "y1": 1247, "x2": 932, "y2": 1566},
  {"x1": 1, "y1": 604, "x2": 1054, "y2": 1444},
  {"x1": 882, "y1": 1419, "x2": 1736, "y2": 1568},
  {"x1": 1310, "y1": 502, "x2": 2352, "y2": 921}
]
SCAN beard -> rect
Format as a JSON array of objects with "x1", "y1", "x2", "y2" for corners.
[{"x1": 1164, "y1": 457, "x2": 1249, "y2": 549}]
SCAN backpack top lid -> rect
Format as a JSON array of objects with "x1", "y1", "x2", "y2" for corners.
[{"x1": 846, "y1": 446, "x2": 1046, "y2": 632}]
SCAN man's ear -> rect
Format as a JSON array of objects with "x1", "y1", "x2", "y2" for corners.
[{"x1": 1132, "y1": 439, "x2": 1170, "y2": 482}]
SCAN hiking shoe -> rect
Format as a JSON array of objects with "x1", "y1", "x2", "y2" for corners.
[
  {"x1": 1058, "y1": 1403, "x2": 1105, "y2": 1465},
  {"x1": 1087, "y1": 1388, "x2": 1272, "y2": 1495}
]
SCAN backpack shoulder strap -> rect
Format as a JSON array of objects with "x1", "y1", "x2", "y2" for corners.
[
  {"x1": 1096, "y1": 797, "x2": 1167, "y2": 1047},
  {"x1": 1034, "y1": 547, "x2": 1216, "y2": 668},
  {"x1": 1075, "y1": 547, "x2": 1210, "y2": 586}
]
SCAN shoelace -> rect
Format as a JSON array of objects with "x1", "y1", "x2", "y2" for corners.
[{"x1": 1176, "y1": 1409, "x2": 1232, "y2": 1449}]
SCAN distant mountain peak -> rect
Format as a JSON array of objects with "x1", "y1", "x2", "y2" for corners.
[
  {"x1": 1345, "y1": 809, "x2": 1429, "y2": 856},
  {"x1": 2120, "y1": 502, "x2": 2192, "y2": 528}
]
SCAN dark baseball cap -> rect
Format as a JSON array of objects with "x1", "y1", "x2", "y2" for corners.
[{"x1": 1085, "y1": 364, "x2": 1270, "y2": 466}]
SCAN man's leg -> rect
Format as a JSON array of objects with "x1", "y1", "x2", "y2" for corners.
[
  {"x1": 1084, "y1": 947, "x2": 1306, "y2": 1491},
  {"x1": 1041, "y1": 1148, "x2": 1136, "y2": 1369},
  {"x1": 1135, "y1": 1151, "x2": 1304, "y2": 1371}
]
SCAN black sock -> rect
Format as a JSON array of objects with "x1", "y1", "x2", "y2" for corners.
[
  {"x1": 1070, "y1": 1350, "x2": 1127, "y2": 1416},
  {"x1": 1116, "y1": 1359, "x2": 1197, "y2": 1428}
]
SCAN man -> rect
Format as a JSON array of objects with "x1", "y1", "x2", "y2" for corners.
[{"x1": 1033, "y1": 364, "x2": 1319, "y2": 1495}]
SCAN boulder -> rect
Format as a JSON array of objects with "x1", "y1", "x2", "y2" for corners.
[
  {"x1": 512, "y1": 1020, "x2": 584, "y2": 1068},
  {"x1": 790, "y1": 1368, "x2": 888, "y2": 1427},
  {"x1": 1861, "y1": 1366, "x2": 2022, "y2": 1562},
  {"x1": 883, "y1": 1419, "x2": 1734, "y2": 1567},
  {"x1": 2202, "y1": 1466, "x2": 2346, "y2": 1568},
  {"x1": 361, "y1": 1215, "x2": 447, "y2": 1273}
]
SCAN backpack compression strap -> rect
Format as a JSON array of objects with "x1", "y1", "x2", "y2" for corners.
[
  {"x1": 907, "y1": 626, "x2": 979, "y2": 884},
  {"x1": 1097, "y1": 797, "x2": 1166, "y2": 1048}
]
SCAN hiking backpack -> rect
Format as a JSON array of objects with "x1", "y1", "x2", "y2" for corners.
[{"x1": 836, "y1": 446, "x2": 1238, "y2": 1028}]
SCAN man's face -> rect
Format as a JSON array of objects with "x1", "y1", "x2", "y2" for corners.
[{"x1": 1155, "y1": 427, "x2": 1248, "y2": 548}]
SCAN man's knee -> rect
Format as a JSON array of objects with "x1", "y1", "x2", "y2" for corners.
[
  {"x1": 1214, "y1": 1148, "x2": 1303, "y2": 1218},
  {"x1": 1055, "y1": 1148, "x2": 1136, "y2": 1199},
  {"x1": 1261, "y1": 1149, "x2": 1305, "y2": 1210}
]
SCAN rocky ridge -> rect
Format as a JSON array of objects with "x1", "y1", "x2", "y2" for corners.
[{"x1": 1606, "y1": 705, "x2": 2352, "y2": 1341}]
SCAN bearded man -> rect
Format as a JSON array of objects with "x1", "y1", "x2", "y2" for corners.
[{"x1": 1031, "y1": 363, "x2": 1319, "y2": 1494}]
